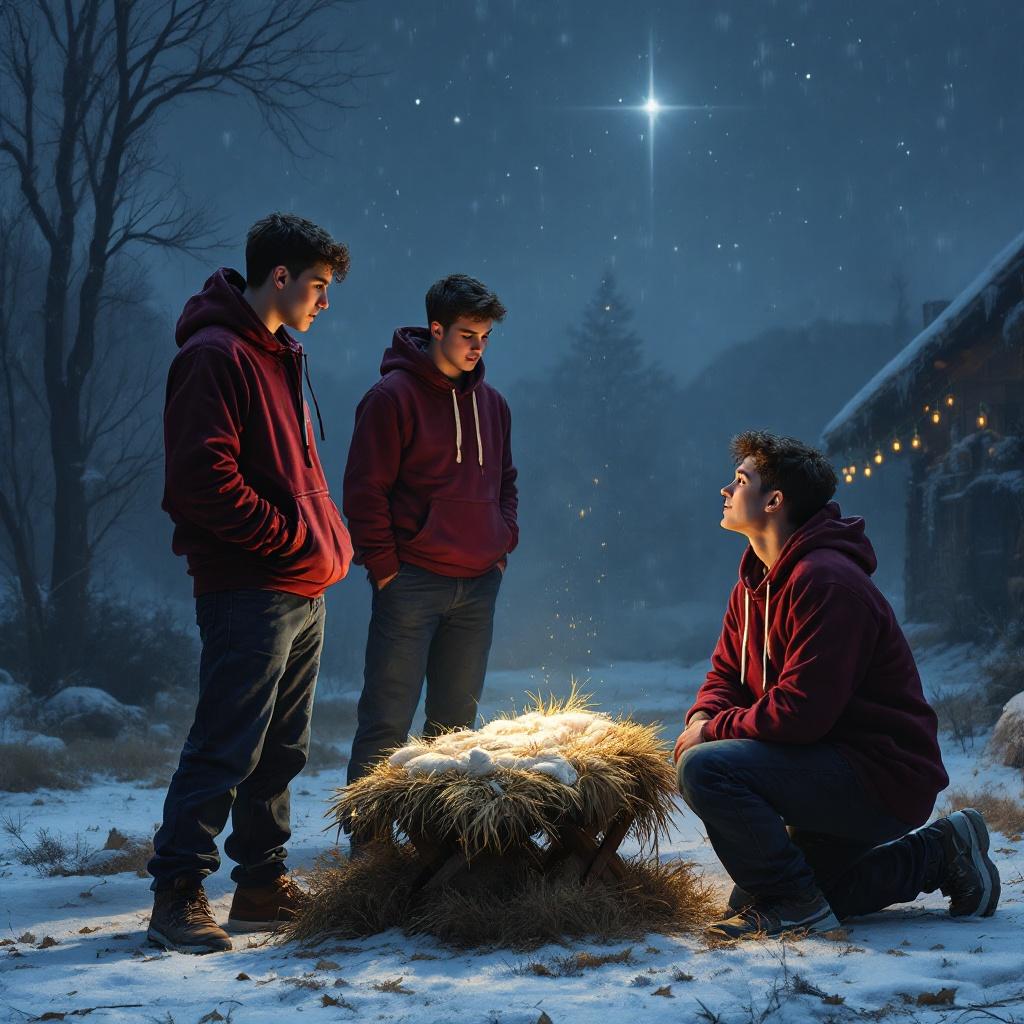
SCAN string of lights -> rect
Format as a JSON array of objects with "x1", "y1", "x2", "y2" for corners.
[{"x1": 839, "y1": 387, "x2": 991, "y2": 484}]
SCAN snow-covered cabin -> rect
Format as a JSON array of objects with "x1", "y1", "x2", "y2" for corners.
[{"x1": 822, "y1": 231, "x2": 1024, "y2": 634}]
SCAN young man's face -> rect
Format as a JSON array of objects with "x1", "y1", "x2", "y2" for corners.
[
  {"x1": 720, "y1": 456, "x2": 781, "y2": 534},
  {"x1": 273, "y1": 263, "x2": 332, "y2": 332},
  {"x1": 429, "y1": 317, "x2": 492, "y2": 378}
]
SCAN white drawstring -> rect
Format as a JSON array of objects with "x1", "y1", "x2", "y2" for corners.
[
  {"x1": 471, "y1": 392, "x2": 483, "y2": 467},
  {"x1": 451, "y1": 389, "x2": 463, "y2": 464},
  {"x1": 452, "y1": 389, "x2": 484, "y2": 467},
  {"x1": 740, "y1": 590, "x2": 750, "y2": 686},
  {"x1": 739, "y1": 581, "x2": 772, "y2": 689}
]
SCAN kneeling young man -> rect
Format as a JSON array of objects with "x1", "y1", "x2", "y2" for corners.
[
  {"x1": 343, "y1": 275, "x2": 518, "y2": 811},
  {"x1": 675, "y1": 432, "x2": 998, "y2": 939}
]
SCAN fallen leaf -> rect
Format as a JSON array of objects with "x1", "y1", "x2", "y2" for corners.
[
  {"x1": 917, "y1": 988, "x2": 957, "y2": 1007},
  {"x1": 821, "y1": 927, "x2": 851, "y2": 942},
  {"x1": 78, "y1": 926, "x2": 100, "y2": 935},
  {"x1": 322, "y1": 994, "x2": 341, "y2": 1007},
  {"x1": 929, "y1": 943, "x2": 945, "y2": 950},
  {"x1": 886, "y1": 948, "x2": 908, "y2": 957},
  {"x1": 16, "y1": 932, "x2": 36, "y2": 944},
  {"x1": 314, "y1": 959, "x2": 340, "y2": 970},
  {"x1": 198, "y1": 1012, "x2": 226, "y2": 1023},
  {"x1": 37, "y1": 1015, "x2": 66, "y2": 1022},
  {"x1": 823, "y1": 994, "x2": 845, "y2": 1005},
  {"x1": 537, "y1": 1014, "x2": 554, "y2": 1024},
  {"x1": 652, "y1": 985, "x2": 674, "y2": 997},
  {"x1": 38, "y1": 936, "x2": 59, "y2": 949},
  {"x1": 236, "y1": 972, "x2": 251, "y2": 981}
]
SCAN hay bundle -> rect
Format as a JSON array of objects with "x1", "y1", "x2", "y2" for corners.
[
  {"x1": 329, "y1": 693, "x2": 678, "y2": 857},
  {"x1": 286, "y1": 844, "x2": 714, "y2": 949}
]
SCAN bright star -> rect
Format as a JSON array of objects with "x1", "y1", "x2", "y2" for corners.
[{"x1": 643, "y1": 97, "x2": 661, "y2": 116}]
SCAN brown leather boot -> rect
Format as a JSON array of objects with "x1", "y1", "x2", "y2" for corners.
[
  {"x1": 147, "y1": 877, "x2": 233, "y2": 954},
  {"x1": 227, "y1": 875, "x2": 308, "y2": 932}
]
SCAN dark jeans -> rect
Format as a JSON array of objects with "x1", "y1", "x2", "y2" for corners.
[
  {"x1": 677, "y1": 739, "x2": 943, "y2": 920},
  {"x1": 347, "y1": 563, "x2": 502, "y2": 786},
  {"x1": 148, "y1": 589, "x2": 326, "y2": 890}
]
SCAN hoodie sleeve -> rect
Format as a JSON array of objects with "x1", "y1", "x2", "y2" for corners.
[
  {"x1": 500, "y1": 397, "x2": 519, "y2": 554},
  {"x1": 686, "y1": 585, "x2": 752, "y2": 724},
  {"x1": 702, "y1": 579, "x2": 878, "y2": 745},
  {"x1": 164, "y1": 346, "x2": 302, "y2": 556},
  {"x1": 343, "y1": 387, "x2": 403, "y2": 584}
]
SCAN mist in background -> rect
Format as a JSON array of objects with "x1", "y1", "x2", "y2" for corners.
[{"x1": 25, "y1": 0, "x2": 1024, "y2": 689}]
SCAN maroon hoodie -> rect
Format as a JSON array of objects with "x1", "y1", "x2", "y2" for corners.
[
  {"x1": 343, "y1": 326, "x2": 518, "y2": 583},
  {"x1": 163, "y1": 268, "x2": 353, "y2": 598},
  {"x1": 687, "y1": 502, "x2": 947, "y2": 827}
]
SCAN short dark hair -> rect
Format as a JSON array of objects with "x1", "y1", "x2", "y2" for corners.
[
  {"x1": 245, "y1": 213, "x2": 350, "y2": 287},
  {"x1": 425, "y1": 274, "x2": 507, "y2": 329},
  {"x1": 730, "y1": 431, "x2": 837, "y2": 527}
]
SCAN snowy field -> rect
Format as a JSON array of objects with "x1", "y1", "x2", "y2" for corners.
[{"x1": 1, "y1": 650, "x2": 1023, "y2": 1024}]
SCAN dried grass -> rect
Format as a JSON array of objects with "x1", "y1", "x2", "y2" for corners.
[
  {"x1": 285, "y1": 843, "x2": 714, "y2": 950},
  {"x1": 330, "y1": 692, "x2": 678, "y2": 858},
  {"x1": 0, "y1": 743, "x2": 82, "y2": 792},
  {"x1": 944, "y1": 789, "x2": 1024, "y2": 837}
]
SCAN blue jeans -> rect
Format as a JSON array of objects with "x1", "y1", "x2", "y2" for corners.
[
  {"x1": 677, "y1": 739, "x2": 941, "y2": 919},
  {"x1": 347, "y1": 563, "x2": 502, "y2": 786},
  {"x1": 148, "y1": 589, "x2": 325, "y2": 890}
]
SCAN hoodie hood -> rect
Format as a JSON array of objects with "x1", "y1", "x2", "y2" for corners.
[
  {"x1": 381, "y1": 326, "x2": 486, "y2": 393},
  {"x1": 175, "y1": 267, "x2": 298, "y2": 356},
  {"x1": 739, "y1": 501, "x2": 877, "y2": 594}
]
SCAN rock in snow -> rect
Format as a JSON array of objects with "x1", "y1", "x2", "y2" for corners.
[
  {"x1": 991, "y1": 691, "x2": 1024, "y2": 769},
  {"x1": 43, "y1": 686, "x2": 145, "y2": 740}
]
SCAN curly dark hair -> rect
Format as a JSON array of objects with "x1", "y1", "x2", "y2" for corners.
[
  {"x1": 245, "y1": 212, "x2": 350, "y2": 286},
  {"x1": 730, "y1": 431, "x2": 838, "y2": 527},
  {"x1": 425, "y1": 274, "x2": 507, "y2": 329}
]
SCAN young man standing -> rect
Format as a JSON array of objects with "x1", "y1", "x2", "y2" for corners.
[
  {"x1": 675, "y1": 432, "x2": 998, "y2": 939},
  {"x1": 343, "y1": 274, "x2": 517, "y2": 806},
  {"x1": 148, "y1": 214, "x2": 353, "y2": 953}
]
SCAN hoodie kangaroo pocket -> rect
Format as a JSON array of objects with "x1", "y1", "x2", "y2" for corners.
[
  {"x1": 409, "y1": 498, "x2": 511, "y2": 572},
  {"x1": 275, "y1": 490, "x2": 353, "y2": 587}
]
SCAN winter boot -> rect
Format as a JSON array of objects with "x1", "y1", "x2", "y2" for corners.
[
  {"x1": 706, "y1": 886, "x2": 840, "y2": 940},
  {"x1": 147, "y1": 877, "x2": 233, "y2": 954},
  {"x1": 227, "y1": 875, "x2": 308, "y2": 932},
  {"x1": 921, "y1": 808, "x2": 1000, "y2": 917}
]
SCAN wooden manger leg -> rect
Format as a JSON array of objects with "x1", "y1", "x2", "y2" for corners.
[
  {"x1": 547, "y1": 814, "x2": 633, "y2": 885},
  {"x1": 582, "y1": 813, "x2": 632, "y2": 886},
  {"x1": 407, "y1": 830, "x2": 468, "y2": 891}
]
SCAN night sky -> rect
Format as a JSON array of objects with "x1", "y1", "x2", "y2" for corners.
[{"x1": 156, "y1": 0, "x2": 1024, "y2": 389}]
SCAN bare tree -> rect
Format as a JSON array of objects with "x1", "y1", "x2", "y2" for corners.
[{"x1": 0, "y1": 0, "x2": 360, "y2": 692}]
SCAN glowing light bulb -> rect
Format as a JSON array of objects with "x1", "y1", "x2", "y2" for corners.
[
  {"x1": 977, "y1": 413, "x2": 987, "y2": 428},
  {"x1": 849, "y1": 465, "x2": 857, "y2": 475},
  {"x1": 864, "y1": 465, "x2": 872, "y2": 478},
  {"x1": 873, "y1": 449, "x2": 883, "y2": 465},
  {"x1": 643, "y1": 96, "x2": 661, "y2": 116},
  {"x1": 892, "y1": 438, "x2": 902, "y2": 452},
  {"x1": 844, "y1": 473, "x2": 854, "y2": 484},
  {"x1": 945, "y1": 394, "x2": 955, "y2": 407},
  {"x1": 931, "y1": 410, "x2": 941, "y2": 424},
  {"x1": 911, "y1": 432, "x2": 921, "y2": 449}
]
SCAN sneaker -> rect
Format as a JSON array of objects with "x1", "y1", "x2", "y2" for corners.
[
  {"x1": 227, "y1": 875, "x2": 307, "y2": 932},
  {"x1": 706, "y1": 887, "x2": 840, "y2": 940},
  {"x1": 147, "y1": 878, "x2": 233, "y2": 954},
  {"x1": 724, "y1": 882, "x2": 754, "y2": 916},
  {"x1": 926, "y1": 808, "x2": 1000, "y2": 918}
]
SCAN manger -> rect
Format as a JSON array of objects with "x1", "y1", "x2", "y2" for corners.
[{"x1": 287, "y1": 695, "x2": 714, "y2": 948}]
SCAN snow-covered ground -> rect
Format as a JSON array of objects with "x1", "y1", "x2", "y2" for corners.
[{"x1": 1, "y1": 652, "x2": 1022, "y2": 1024}]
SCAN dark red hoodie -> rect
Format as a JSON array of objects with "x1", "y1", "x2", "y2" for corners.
[
  {"x1": 687, "y1": 502, "x2": 947, "y2": 827},
  {"x1": 343, "y1": 327, "x2": 518, "y2": 583},
  {"x1": 163, "y1": 268, "x2": 353, "y2": 598}
]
